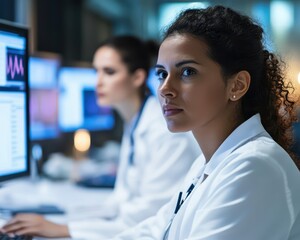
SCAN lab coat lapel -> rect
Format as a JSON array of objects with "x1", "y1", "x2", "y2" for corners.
[
  {"x1": 168, "y1": 114, "x2": 268, "y2": 239},
  {"x1": 204, "y1": 114, "x2": 266, "y2": 176}
]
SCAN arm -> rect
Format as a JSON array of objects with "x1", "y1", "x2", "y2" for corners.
[{"x1": 1, "y1": 214, "x2": 70, "y2": 238}]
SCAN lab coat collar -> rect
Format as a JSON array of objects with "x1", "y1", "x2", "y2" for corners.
[
  {"x1": 204, "y1": 114, "x2": 267, "y2": 176},
  {"x1": 123, "y1": 96, "x2": 154, "y2": 136},
  {"x1": 134, "y1": 96, "x2": 159, "y2": 135}
]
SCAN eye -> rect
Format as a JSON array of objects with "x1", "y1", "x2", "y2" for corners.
[
  {"x1": 182, "y1": 68, "x2": 196, "y2": 77},
  {"x1": 104, "y1": 68, "x2": 116, "y2": 75},
  {"x1": 155, "y1": 69, "x2": 168, "y2": 81}
]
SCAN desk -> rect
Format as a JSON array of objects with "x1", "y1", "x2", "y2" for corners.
[{"x1": 0, "y1": 178, "x2": 113, "y2": 239}]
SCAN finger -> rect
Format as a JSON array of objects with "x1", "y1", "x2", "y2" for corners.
[
  {"x1": 4, "y1": 215, "x2": 30, "y2": 226},
  {"x1": 5, "y1": 217, "x2": 21, "y2": 225},
  {"x1": 15, "y1": 227, "x2": 37, "y2": 237},
  {"x1": 16, "y1": 213, "x2": 40, "y2": 219},
  {"x1": 7, "y1": 232, "x2": 16, "y2": 238},
  {"x1": 4, "y1": 215, "x2": 38, "y2": 230},
  {"x1": 2, "y1": 222, "x2": 26, "y2": 233}
]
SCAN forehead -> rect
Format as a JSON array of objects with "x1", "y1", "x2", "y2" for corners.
[
  {"x1": 158, "y1": 34, "x2": 210, "y2": 65},
  {"x1": 94, "y1": 46, "x2": 122, "y2": 64}
]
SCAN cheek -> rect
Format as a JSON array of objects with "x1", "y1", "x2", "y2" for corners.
[
  {"x1": 185, "y1": 82, "x2": 227, "y2": 121},
  {"x1": 158, "y1": 93, "x2": 164, "y2": 107},
  {"x1": 104, "y1": 75, "x2": 133, "y2": 101}
]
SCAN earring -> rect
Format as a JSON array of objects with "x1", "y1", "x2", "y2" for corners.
[{"x1": 232, "y1": 95, "x2": 236, "y2": 100}]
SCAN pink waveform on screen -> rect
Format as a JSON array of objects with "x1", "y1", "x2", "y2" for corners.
[{"x1": 6, "y1": 54, "x2": 24, "y2": 79}]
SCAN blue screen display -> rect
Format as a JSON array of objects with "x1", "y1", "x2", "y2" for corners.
[
  {"x1": 29, "y1": 56, "x2": 60, "y2": 140},
  {"x1": 58, "y1": 67, "x2": 115, "y2": 132}
]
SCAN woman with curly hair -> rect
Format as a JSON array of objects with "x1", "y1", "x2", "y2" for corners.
[{"x1": 110, "y1": 5, "x2": 300, "y2": 240}]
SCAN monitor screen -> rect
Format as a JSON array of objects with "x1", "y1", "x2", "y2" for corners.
[
  {"x1": 292, "y1": 122, "x2": 300, "y2": 158},
  {"x1": 58, "y1": 66, "x2": 115, "y2": 132},
  {"x1": 147, "y1": 68, "x2": 159, "y2": 96},
  {"x1": 0, "y1": 20, "x2": 30, "y2": 182},
  {"x1": 29, "y1": 56, "x2": 60, "y2": 140}
]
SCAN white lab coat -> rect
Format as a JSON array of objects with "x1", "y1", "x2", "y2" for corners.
[
  {"x1": 111, "y1": 114, "x2": 300, "y2": 240},
  {"x1": 68, "y1": 96, "x2": 200, "y2": 239}
]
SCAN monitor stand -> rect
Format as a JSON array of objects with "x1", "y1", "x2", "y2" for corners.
[{"x1": 30, "y1": 143, "x2": 43, "y2": 182}]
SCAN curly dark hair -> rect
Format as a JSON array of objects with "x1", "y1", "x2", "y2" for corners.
[{"x1": 164, "y1": 6, "x2": 299, "y2": 167}]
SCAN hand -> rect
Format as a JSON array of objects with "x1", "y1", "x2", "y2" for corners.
[{"x1": 1, "y1": 214, "x2": 70, "y2": 238}]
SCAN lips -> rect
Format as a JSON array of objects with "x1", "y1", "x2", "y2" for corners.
[
  {"x1": 97, "y1": 92, "x2": 105, "y2": 98},
  {"x1": 163, "y1": 104, "x2": 183, "y2": 117}
]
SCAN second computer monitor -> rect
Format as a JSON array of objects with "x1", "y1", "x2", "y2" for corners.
[
  {"x1": 58, "y1": 66, "x2": 115, "y2": 132},
  {"x1": 29, "y1": 55, "x2": 60, "y2": 141}
]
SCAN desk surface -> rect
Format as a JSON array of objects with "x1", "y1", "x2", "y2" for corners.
[{"x1": 0, "y1": 178, "x2": 113, "y2": 240}]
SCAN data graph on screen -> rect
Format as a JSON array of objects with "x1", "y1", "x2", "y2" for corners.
[{"x1": 6, "y1": 48, "x2": 25, "y2": 81}]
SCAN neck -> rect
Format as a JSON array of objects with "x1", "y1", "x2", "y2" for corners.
[
  {"x1": 115, "y1": 94, "x2": 143, "y2": 123},
  {"x1": 193, "y1": 109, "x2": 244, "y2": 163}
]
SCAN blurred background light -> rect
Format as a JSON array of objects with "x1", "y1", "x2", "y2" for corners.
[
  {"x1": 251, "y1": 2, "x2": 274, "y2": 51},
  {"x1": 158, "y1": 2, "x2": 209, "y2": 32},
  {"x1": 271, "y1": 1, "x2": 294, "y2": 36},
  {"x1": 74, "y1": 129, "x2": 91, "y2": 152}
]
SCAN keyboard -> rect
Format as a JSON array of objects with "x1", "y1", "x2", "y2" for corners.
[
  {"x1": 0, "y1": 205, "x2": 65, "y2": 215},
  {"x1": 0, "y1": 233, "x2": 32, "y2": 240},
  {"x1": 76, "y1": 174, "x2": 116, "y2": 188}
]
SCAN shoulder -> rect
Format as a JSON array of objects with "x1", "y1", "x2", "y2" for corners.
[
  {"x1": 217, "y1": 135, "x2": 300, "y2": 193},
  {"x1": 233, "y1": 135, "x2": 295, "y2": 170},
  {"x1": 223, "y1": 136, "x2": 291, "y2": 172}
]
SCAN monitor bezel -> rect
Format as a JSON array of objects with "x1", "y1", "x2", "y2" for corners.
[{"x1": 0, "y1": 20, "x2": 31, "y2": 182}]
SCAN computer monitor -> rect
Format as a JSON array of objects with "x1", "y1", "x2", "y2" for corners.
[
  {"x1": 29, "y1": 54, "x2": 60, "y2": 140},
  {"x1": 292, "y1": 122, "x2": 300, "y2": 158},
  {"x1": 58, "y1": 66, "x2": 115, "y2": 132},
  {"x1": 147, "y1": 68, "x2": 159, "y2": 96},
  {"x1": 0, "y1": 20, "x2": 30, "y2": 182}
]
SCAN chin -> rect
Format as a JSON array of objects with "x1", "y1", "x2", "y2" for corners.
[
  {"x1": 166, "y1": 121, "x2": 190, "y2": 133},
  {"x1": 97, "y1": 99, "x2": 111, "y2": 107}
]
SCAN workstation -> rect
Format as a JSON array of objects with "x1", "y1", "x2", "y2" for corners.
[{"x1": 0, "y1": 1, "x2": 300, "y2": 240}]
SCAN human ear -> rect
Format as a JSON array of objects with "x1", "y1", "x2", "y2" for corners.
[
  {"x1": 228, "y1": 70, "x2": 251, "y2": 101},
  {"x1": 132, "y1": 68, "x2": 146, "y2": 88}
]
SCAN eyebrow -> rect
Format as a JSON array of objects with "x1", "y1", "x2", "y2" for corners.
[
  {"x1": 155, "y1": 64, "x2": 164, "y2": 69},
  {"x1": 175, "y1": 60, "x2": 200, "y2": 67},
  {"x1": 155, "y1": 60, "x2": 201, "y2": 69}
]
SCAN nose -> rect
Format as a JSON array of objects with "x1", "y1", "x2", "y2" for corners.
[
  {"x1": 96, "y1": 71, "x2": 103, "y2": 88},
  {"x1": 159, "y1": 76, "x2": 177, "y2": 99}
]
